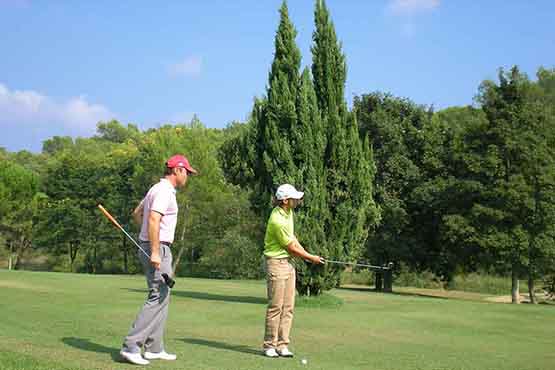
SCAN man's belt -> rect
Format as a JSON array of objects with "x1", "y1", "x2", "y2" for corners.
[{"x1": 139, "y1": 240, "x2": 172, "y2": 247}]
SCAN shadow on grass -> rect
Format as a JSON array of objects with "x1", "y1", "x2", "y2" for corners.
[
  {"x1": 180, "y1": 337, "x2": 260, "y2": 356},
  {"x1": 337, "y1": 286, "x2": 376, "y2": 293},
  {"x1": 61, "y1": 337, "x2": 122, "y2": 363},
  {"x1": 390, "y1": 291, "x2": 448, "y2": 300},
  {"x1": 338, "y1": 286, "x2": 448, "y2": 300},
  {"x1": 123, "y1": 288, "x2": 267, "y2": 305}
]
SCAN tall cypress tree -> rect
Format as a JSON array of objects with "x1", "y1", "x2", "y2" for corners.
[
  {"x1": 252, "y1": 1, "x2": 302, "y2": 214},
  {"x1": 311, "y1": 0, "x2": 346, "y2": 117},
  {"x1": 311, "y1": 0, "x2": 378, "y2": 271},
  {"x1": 220, "y1": 0, "x2": 378, "y2": 295},
  {"x1": 254, "y1": 2, "x2": 336, "y2": 295},
  {"x1": 293, "y1": 68, "x2": 330, "y2": 295}
]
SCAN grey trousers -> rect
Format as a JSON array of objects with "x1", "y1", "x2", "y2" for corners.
[{"x1": 122, "y1": 242, "x2": 173, "y2": 354}]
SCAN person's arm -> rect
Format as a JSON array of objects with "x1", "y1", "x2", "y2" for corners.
[
  {"x1": 148, "y1": 211, "x2": 162, "y2": 269},
  {"x1": 132, "y1": 200, "x2": 144, "y2": 225},
  {"x1": 287, "y1": 239, "x2": 325, "y2": 264}
]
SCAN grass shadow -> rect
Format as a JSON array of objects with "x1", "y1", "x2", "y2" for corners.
[
  {"x1": 390, "y1": 291, "x2": 448, "y2": 300},
  {"x1": 61, "y1": 337, "x2": 122, "y2": 363},
  {"x1": 337, "y1": 286, "x2": 377, "y2": 293},
  {"x1": 180, "y1": 337, "x2": 260, "y2": 356},
  {"x1": 338, "y1": 286, "x2": 448, "y2": 300},
  {"x1": 124, "y1": 288, "x2": 267, "y2": 305}
]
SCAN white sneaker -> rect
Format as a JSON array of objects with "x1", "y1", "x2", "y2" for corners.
[
  {"x1": 264, "y1": 348, "x2": 279, "y2": 358},
  {"x1": 120, "y1": 350, "x2": 150, "y2": 365},
  {"x1": 143, "y1": 351, "x2": 177, "y2": 361},
  {"x1": 277, "y1": 347, "x2": 294, "y2": 357}
]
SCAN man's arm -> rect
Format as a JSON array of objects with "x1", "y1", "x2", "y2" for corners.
[
  {"x1": 286, "y1": 239, "x2": 325, "y2": 264},
  {"x1": 132, "y1": 201, "x2": 144, "y2": 225},
  {"x1": 148, "y1": 211, "x2": 162, "y2": 269}
]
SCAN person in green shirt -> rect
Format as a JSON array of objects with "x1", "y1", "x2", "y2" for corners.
[{"x1": 262, "y1": 184, "x2": 325, "y2": 358}]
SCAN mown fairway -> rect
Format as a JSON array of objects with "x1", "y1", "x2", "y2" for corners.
[{"x1": 1, "y1": 270, "x2": 553, "y2": 370}]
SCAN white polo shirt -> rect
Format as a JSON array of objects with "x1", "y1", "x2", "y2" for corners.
[{"x1": 139, "y1": 178, "x2": 178, "y2": 244}]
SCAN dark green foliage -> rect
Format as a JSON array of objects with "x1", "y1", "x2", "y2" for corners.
[
  {"x1": 42, "y1": 136, "x2": 74, "y2": 155},
  {"x1": 355, "y1": 92, "x2": 430, "y2": 273},
  {"x1": 469, "y1": 67, "x2": 555, "y2": 298},
  {"x1": 96, "y1": 120, "x2": 140, "y2": 143},
  {"x1": 310, "y1": 0, "x2": 379, "y2": 292},
  {"x1": 219, "y1": 1, "x2": 379, "y2": 295},
  {"x1": 0, "y1": 160, "x2": 40, "y2": 269}
]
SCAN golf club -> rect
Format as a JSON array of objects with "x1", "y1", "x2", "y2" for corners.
[
  {"x1": 97, "y1": 204, "x2": 175, "y2": 288},
  {"x1": 325, "y1": 260, "x2": 393, "y2": 270}
]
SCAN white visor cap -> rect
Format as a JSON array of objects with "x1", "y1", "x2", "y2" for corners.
[{"x1": 275, "y1": 184, "x2": 304, "y2": 200}]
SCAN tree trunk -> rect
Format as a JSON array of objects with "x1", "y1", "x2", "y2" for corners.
[
  {"x1": 122, "y1": 235, "x2": 128, "y2": 273},
  {"x1": 528, "y1": 275, "x2": 537, "y2": 304},
  {"x1": 69, "y1": 241, "x2": 79, "y2": 273},
  {"x1": 375, "y1": 272, "x2": 383, "y2": 292},
  {"x1": 528, "y1": 174, "x2": 539, "y2": 305},
  {"x1": 8, "y1": 240, "x2": 13, "y2": 270},
  {"x1": 68, "y1": 243, "x2": 73, "y2": 272},
  {"x1": 172, "y1": 221, "x2": 188, "y2": 274},
  {"x1": 12, "y1": 254, "x2": 19, "y2": 270},
  {"x1": 93, "y1": 244, "x2": 97, "y2": 274},
  {"x1": 12, "y1": 237, "x2": 26, "y2": 270},
  {"x1": 172, "y1": 245, "x2": 186, "y2": 274},
  {"x1": 511, "y1": 267, "x2": 520, "y2": 304}
]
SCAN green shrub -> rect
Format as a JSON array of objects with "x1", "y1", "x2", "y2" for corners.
[
  {"x1": 340, "y1": 269, "x2": 374, "y2": 286},
  {"x1": 393, "y1": 265, "x2": 443, "y2": 289}
]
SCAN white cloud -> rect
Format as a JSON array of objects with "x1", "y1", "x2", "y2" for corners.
[
  {"x1": 388, "y1": 0, "x2": 440, "y2": 15},
  {"x1": 168, "y1": 55, "x2": 203, "y2": 78},
  {"x1": 0, "y1": 83, "x2": 114, "y2": 134}
]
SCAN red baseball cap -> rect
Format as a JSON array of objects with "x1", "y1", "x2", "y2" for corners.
[{"x1": 166, "y1": 154, "x2": 197, "y2": 175}]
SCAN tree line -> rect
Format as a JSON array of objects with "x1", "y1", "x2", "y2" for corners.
[
  {"x1": 218, "y1": 1, "x2": 555, "y2": 302},
  {"x1": 1, "y1": 0, "x2": 554, "y2": 303}
]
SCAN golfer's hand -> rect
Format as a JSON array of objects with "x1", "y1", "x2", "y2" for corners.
[
  {"x1": 150, "y1": 254, "x2": 161, "y2": 270},
  {"x1": 310, "y1": 255, "x2": 325, "y2": 265}
]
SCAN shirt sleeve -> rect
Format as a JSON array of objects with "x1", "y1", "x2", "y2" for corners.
[
  {"x1": 137, "y1": 198, "x2": 145, "y2": 211},
  {"x1": 274, "y1": 223, "x2": 295, "y2": 248},
  {"x1": 150, "y1": 189, "x2": 171, "y2": 215}
]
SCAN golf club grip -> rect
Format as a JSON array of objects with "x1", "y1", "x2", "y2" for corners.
[
  {"x1": 97, "y1": 204, "x2": 123, "y2": 230},
  {"x1": 162, "y1": 273, "x2": 175, "y2": 288}
]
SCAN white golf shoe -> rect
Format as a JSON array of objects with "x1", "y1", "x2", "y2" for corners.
[
  {"x1": 144, "y1": 350, "x2": 177, "y2": 361},
  {"x1": 264, "y1": 348, "x2": 279, "y2": 358},
  {"x1": 277, "y1": 347, "x2": 294, "y2": 357},
  {"x1": 120, "y1": 350, "x2": 150, "y2": 365}
]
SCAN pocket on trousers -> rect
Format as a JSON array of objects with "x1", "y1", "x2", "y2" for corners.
[
  {"x1": 266, "y1": 269, "x2": 290, "y2": 281},
  {"x1": 267, "y1": 271, "x2": 278, "y2": 281}
]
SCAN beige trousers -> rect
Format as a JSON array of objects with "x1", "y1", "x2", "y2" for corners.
[{"x1": 263, "y1": 257, "x2": 296, "y2": 350}]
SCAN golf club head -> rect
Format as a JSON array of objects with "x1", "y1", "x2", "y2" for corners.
[{"x1": 162, "y1": 273, "x2": 175, "y2": 288}]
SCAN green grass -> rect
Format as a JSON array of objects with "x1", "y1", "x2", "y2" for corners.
[
  {"x1": 296, "y1": 292, "x2": 343, "y2": 308},
  {"x1": 1, "y1": 269, "x2": 554, "y2": 370}
]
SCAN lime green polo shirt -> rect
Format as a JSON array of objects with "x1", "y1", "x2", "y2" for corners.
[{"x1": 263, "y1": 206, "x2": 295, "y2": 258}]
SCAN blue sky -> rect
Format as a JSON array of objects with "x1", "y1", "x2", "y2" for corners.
[{"x1": 1, "y1": 0, "x2": 554, "y2": 152}]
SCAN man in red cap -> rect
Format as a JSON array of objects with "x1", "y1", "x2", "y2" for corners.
[{"x1": 120, "y1": 154, "x2": 196, "y2": 365}]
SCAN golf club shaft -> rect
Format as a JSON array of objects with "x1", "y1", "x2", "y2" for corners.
[
  {"x1": 97, "y1": 204, "x2": 175, "y2": 287},
  {"x1": 325, "y1": 260, "x2": 385, "y2": 269},
  {"x1": 98, "y1": 204, "x2": 150, "y2": 259}
]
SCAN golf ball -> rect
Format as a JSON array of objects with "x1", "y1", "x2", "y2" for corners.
[{"x1": 301, "y1": 358, "x2": 308, "y2": 365}]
